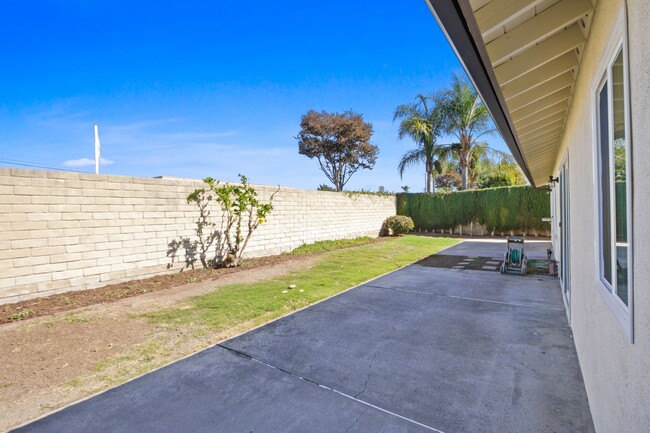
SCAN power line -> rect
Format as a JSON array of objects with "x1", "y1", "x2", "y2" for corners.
[{"x1": 0, "y1": 157, "x2": 90, "y2": 174}]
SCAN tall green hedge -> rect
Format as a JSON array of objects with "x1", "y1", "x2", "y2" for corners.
[{"x1": 396, "y1": 186, "x2": 550, "y2": 233}]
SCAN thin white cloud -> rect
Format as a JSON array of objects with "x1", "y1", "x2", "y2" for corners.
[{"x1": 63, "y1": 157, "x2": 114, "y2": 167}]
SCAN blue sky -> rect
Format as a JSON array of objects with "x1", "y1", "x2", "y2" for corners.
[{"x1": 0, "y1": 0, "x2": 509, "y2": 192}]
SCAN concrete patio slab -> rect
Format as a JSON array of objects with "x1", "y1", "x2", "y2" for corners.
[
  {"x1": 12, "y1": 242, "x2": 592, "y2": 433},
  {"x1": 224, "y1": 268, "x2": 591, "y2": 433},
  {"x1": 369, "y1": 265, "x2": 563, "y2": 310}
]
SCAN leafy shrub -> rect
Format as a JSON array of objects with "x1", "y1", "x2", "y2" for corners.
[
  {"x1": 317, "y1": 184, "x2": 336, "y2": 191},
  {"x1": 384, "y1": 215, "x2": 415, "y2": 236},
  {"x1": 188, "y1": 175, "x2": 278, "y2": 268}
]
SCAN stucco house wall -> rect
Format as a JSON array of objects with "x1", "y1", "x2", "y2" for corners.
[{"x1": 551, "y1": 0, "x2": 650, "y2": 431}]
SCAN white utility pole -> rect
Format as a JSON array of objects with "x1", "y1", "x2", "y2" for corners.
[{"x1": 94, "y1": 123, "x2": 101, "y2": 174}]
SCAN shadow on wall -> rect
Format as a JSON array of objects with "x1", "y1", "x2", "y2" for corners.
[
  {"x1": 166, "y1": 175, "x2": 278, "y2": 270},
  {"x1": 166, "y1": 192, "x2": 226, "y2": 270}
]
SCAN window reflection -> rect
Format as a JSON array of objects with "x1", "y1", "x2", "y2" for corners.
[{"x1": 612, "y1": 49, "x2": 628, "y2": 305}]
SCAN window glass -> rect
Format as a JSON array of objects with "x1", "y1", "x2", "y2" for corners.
[
  {"x1": 612, "y1": 49, "x2": 628, "y2": 305},
  {"x1": 598, "y1": 81, "x2": 612, "y2": 287}
]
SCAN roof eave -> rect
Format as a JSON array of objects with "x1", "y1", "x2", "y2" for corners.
[{"x1": 425, "y1": 0, "x2": 537, "y2": 187}]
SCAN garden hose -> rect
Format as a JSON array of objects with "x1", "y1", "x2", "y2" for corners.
[{"x1": 510, "y1": 248, "x2": 521, "y2": 264}]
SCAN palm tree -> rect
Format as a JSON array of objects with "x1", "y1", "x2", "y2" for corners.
[
  {"x1": 438, "y1": 74, "x2": 495, "y2": 190},
  {"x1": 393, "y1": 94, "x2": 445, "y2": 193},
  {"x1": 445, "y1": 141, "x2": 517, "y2": 189}
]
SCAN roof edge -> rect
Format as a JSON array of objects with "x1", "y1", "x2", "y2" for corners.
[{"x1": 424, "y1": 0, "x2": 537, "y2": 187}]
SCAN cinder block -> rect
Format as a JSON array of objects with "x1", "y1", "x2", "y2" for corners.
[
  {"x1": 13, "y1": 256, "x2": 49, "y2": 268},
  {"x1": 83, "y1": 265, "x2": 112, "y2": 277},
  {"x1": 107, "y1": 233, "x2": 134, "y2": 242},
  {"x1": 98, "y1": 256, "x2": 124, "y2": 266},
  {"x1": 51, "y1": 269, "x2": 85, "y2": 281},
  {"x1": 61, "y1": 212, "x2": 93, "y2": 221},
  {"x1": 81, "y1": 249, "x2": 111, "y2": 260},
  {"x1": 40, "y1": 279, "x2": 70, "y2": 292},
  {"x1": 30, "y1": 195, "x2": 61, "y2": 205},
  {"x1": 108, "y1": 205, "x2": 134, "y2": 212},
  {"x1": 110, "y1": 263, "x2": 131, "y2": 272},
  {"x1": 77, "y1": 219, "x2": 109, "y2": 228},
  {"x1": 92, "y1": 226, "x2": 120, "y2": 236},
  {"x1": 123, "y1": 253, "x2": 148, "y2": 263},
  {"x1": 109, "y1": 190, "x2": 137, "y2": 198},
  {"x1": 26, "y1": 212, "x2": 61, "y2": 222},
  {"x1": 121, "y1": 211, "x2": 144, "y2": 219},
  {"x1": 79, "y1": 234, "x2": 110, "y2": 244},
  {"x1": 12, "y1": 238, "x2": 48, "y2": 249},
  {"x1": 0, "y1": 282, "x2": 36, "y2": 298},
  {"x1": 49, "y1": 252, "x2": 82, "y2": 264},
  {"x1": 65, "y1": 243, "x2": 96, "y2": 254},
  {"x1": 12, "y1": 204, "x2": 48, "y2": 213},
  {"x1": 95, "y1": 197, "x2": 123, "y2": 205},
  {"x1": 95, "y1": 241, "x2": 123, "y2": 251},
  {"x1": 107, "y1": 218, "x2": 132, "y2": 227},
  {"x1": 0, "y1": 277, "x2": 16, "y2": 290},
  {"x1": 48, "y1": 236, "x2": 81, "y2": 247},
  {"x1": 131, "y1": 232, "x2": 153, "y2": 241},
  {"x1": 28, "y1": 246, "x2": 65, "y2": 258},
  {"x1": 14, "y1": 186, "x2": 44, "y2": 196},
  {"x1": 33, "y1": 262, "x2": 67, "y2": 274},
  {"x1": 50, "y1": 187, "x2": 77, "y2": 196},
  {"x1": 125, "y1": 267, "x2": 160, "y2": 278},
  {"x1": 66, "y1": 259, "x2": 99, "y2": 271},
  {"x1": 70, "y1": 275, "x2": 100, "y2": 287},
  {"x1": 29, "y1": 229, "x2": 64, "y2": 239},
  {"x1": 16, "y1": 273, "x2": 52, "y2": 286},
  {"x1": 144, "y1": 224, "x2": 166, "y2": 232},
  {"x1": 140, "y1": 258, "x2": 162, "y2": 267},
  {"x1": 0, "y1": 194, "x2": 30, "y2": 205}
]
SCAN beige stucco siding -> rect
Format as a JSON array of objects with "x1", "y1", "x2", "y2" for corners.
[{"x1": 552, "y1": 0, "x2": 650, "y2": 431}]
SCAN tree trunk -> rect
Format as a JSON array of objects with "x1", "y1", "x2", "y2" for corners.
[
  {"x1": 426, "y1": 170, "x2": 434, "y2": 193},
  {"x1": 460, "y1": 143, "x2": 470, "y2": 190},
  {"x1": 460, "y1": 164, "x2": 468, "y2": 190},
  {"x1": 223, "y1": 249, "x2": 240, "y2": 268}
]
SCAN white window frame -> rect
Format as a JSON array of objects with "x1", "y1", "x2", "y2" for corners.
[{"x1": 591, "y1": 6, "x2": 634, "y2": 342}]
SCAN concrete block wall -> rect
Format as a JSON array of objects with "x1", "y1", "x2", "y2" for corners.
[{"x1": 0, "y1": 168, "x2": 395, "y2": 304}]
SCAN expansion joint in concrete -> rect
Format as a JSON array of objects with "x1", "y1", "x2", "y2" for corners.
[
  {"x1": 216, "y1": 344, "x2": 446, "y2": 433},
  {"x1": 364, "y1": 284, "x2": 565, "y2": 312}
]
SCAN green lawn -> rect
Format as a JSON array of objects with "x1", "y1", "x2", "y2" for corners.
[
  {"x1": 287, "y1": 236, "x2": 375, "y2": 255},
  {"x1": 144, "y1": 235, "x2": 457, "y2": 332}
]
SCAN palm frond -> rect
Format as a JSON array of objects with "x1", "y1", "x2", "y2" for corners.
[{"x1": 398, "y1": 148, "x2": 425, "y2": 179}]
